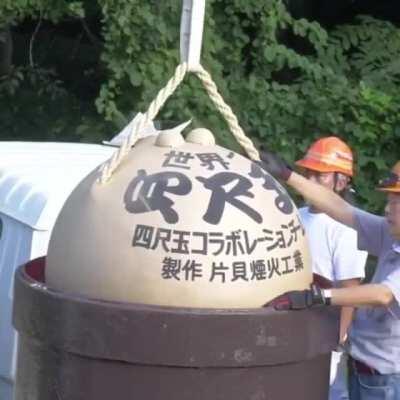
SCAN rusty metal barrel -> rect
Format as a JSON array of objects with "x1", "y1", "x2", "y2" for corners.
[{"x1": 13, "y1": 257, "x2": 339, "y2": 400}]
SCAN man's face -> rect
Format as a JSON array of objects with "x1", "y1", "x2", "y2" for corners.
[
  {"x1": 304, "y1": 170, "x2": 337, "y2": 191},
  {"x1": 385, "y1": 193, "x2": 400, "y2": 240}
]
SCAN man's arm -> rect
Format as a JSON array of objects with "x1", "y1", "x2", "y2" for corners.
[
  {"x1": 330, "y1": 284, "x2": 393, "y2": 307},
  {"x1": 267, "y1": 282, "x2": 394, "y2": 310},
  {"x1": 288, "y1": 171, "x2": 355, "y2": 229},
  {"x1": 337, "y1": 279, "x2": 362, "y2": 343},
  {"x1": 256, "y1": 151, "x2": 355, "y2": 228}
]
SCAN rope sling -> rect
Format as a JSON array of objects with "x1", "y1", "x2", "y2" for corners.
[{"x1": 99, "y1": 1, "x2": 260, "y2": 184}]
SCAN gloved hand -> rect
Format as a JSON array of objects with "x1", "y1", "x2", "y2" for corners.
[
  {"x1": 264, "y1": 284, "x2": 331, "y2": 310},
  {"x1": 258, "y1": 148, "x2": 293, "y2": 182}
]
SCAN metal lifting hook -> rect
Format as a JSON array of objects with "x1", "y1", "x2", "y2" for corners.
[{"x1": 180, "y1": 0, "x2": 206, "y2": 72}]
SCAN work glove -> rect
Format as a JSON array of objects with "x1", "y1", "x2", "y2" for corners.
[
  {"x1": 257, "y1": 148, "x2": 293, "y2": 182},
  {"x1": 264, "y1": 283, "x2": 331, "y2": 310}
]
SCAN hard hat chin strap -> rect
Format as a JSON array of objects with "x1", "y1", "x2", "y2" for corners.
[
  {"x1": 333, "y1": 172, "x2": 355, "y2": 204},
  {"x1": 333, "y1": 172, "x2": 339, "y2": 194}
]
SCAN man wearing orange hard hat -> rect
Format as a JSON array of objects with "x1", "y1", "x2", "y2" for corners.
[
  {"x1": 296, "y1": 136, "x2": 353, "y2": 174},
  {"x1": 295, "y1": 137, "x2": 367, "y2": 400},
  {"x1": 296, "y1": 136, "x2": 358, "y2": 205},
  {"x1": 255, "y1": 144, "x2": 400, "y2": 400}
]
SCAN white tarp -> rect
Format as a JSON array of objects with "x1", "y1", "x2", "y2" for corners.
[{"x1": 0, "y1": 142, "x2": 114, "y2": 400}]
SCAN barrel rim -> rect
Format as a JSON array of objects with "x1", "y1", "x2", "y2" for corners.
[{"x1": 13, "y1": 258, "x2": 339, "y2": 368}]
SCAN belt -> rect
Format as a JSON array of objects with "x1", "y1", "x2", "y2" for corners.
[{"x1": 351, "y1": 357, "x2": 381, "y2": 376}]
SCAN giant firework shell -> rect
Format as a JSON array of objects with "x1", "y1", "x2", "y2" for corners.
[{"x1": 46, "y1": 129, "x2": 312, "y2": 308}]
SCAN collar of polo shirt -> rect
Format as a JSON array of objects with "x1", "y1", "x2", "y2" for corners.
[{"x1": 392, "y1": 242, "x2": 400, "y2": 254}]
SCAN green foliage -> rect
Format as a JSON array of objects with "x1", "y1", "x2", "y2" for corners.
[
  {"x1": 0, "y1": 0, "x2": 111, "y2": 143},
  {"x1": 0, "y1": 0, "x2": 399, "y2": 213},
  {"x1": 0, "y1": 65, "x2": 110, "y2": 142},
  {"x1": 0, "y1": 0, "x2": 84, "y2": 26}
]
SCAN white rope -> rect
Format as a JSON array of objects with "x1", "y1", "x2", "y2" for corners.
[
  {"x1": 99, "y1": 62, "x2": 188, "y2": 184},
  {"x1": 194, "y1": 65, "x2": 260, "y2": 162},
  {"x1": 98, "y1": 62, "x2": 260, "y2": 184}
]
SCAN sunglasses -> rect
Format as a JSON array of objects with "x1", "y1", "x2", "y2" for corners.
[{"x1": 378, "y1": 172, "x2": 400, "y2": 188}]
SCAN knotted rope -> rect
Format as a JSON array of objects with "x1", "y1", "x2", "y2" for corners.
[{"x1": 99, "y1": 62, "x2": 260, "y2": 184}]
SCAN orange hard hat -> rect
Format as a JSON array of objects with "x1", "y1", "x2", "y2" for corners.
[
  {"x1": 295, "y1": 136, "x2": 354, "y2": 177},
  {"x1": 377, "y1": 161, "x2": 400, "y2": 193}
]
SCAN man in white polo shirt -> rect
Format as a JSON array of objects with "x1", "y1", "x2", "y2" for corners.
[{"x1": 295, "y1": 137, "x2": 367, "y2": 400}]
